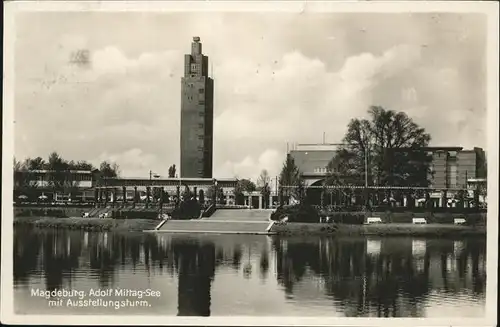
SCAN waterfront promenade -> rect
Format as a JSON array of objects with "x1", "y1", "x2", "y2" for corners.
[{"x1": 153, "y1": 208, "x2": 485, "y2": 236}]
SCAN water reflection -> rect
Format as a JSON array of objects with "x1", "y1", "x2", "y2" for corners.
[
  {"x1": 14, "y1": 227, "x2": 486, "y2": 317},
  {"x1": 272, "y1": 237, "x2": 486, "y2": 317},
  {"x1": 173, "y1": 238, "x2": 214, "y2": 316}
]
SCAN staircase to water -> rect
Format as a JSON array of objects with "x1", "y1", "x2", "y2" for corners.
[
  {"x1": 209, "y1": 209, "x2": 272, "y2": 221},
  {"x1": 157, "y1": 208, "x2": 274, "y2": 234}
]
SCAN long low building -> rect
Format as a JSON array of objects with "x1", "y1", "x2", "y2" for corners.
[
  {"x1": 14, "y1": 169, "x2": 95, "y2": 202},
  {"x1": 287, "y1": 143, "x2": 487, "y2": 207},
  {"x1": 13, "y1": 170, "x2": 238, "y2": 204},
  {"x1": 288, "y1": 144, "x2": 486, "y2": 188}
]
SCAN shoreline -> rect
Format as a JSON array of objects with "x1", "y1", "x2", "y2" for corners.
[
  {"x1": 13, "y1": 216, "x2": 486, "y2": 237},
  {"x1": 14, "y1": 216, "x2": 159, "y2": 232},
  {"x1": 270, "y1": 222, "x2": 486, "y2": 237}
]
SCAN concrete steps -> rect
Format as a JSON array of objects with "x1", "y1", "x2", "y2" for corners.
[
  {"x1": 89, "y1": 207, "x2": 113, "y2": 218},
  {"x1": 158, "y1": 220, "x2": 271, "y2": 234},
  {"x1": 210, "y1": 209, "x2": 272, "y2": 221}
]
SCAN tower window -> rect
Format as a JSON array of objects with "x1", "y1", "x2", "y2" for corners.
[
  {"x1": 199, "y1": 89, "x2": 204, "y2": 94},
  {"x1": 198, "y1": 123, "x2": 204, "y2": 129},
  {"x1": 199, "y1": 100, "x2": 205, "y2": 105}
]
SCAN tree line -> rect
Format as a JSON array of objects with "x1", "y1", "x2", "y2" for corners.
[{"x1": 13, "y1": 151, "x2": 120, "y2": 192}]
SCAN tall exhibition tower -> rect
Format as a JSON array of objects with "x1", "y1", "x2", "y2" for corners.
[{"x1": 180, "y1": 37, "x2": 214, "y2": 178}]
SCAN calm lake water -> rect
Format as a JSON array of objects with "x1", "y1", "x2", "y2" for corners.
[{"x1": 14, "y1": 227, "x2": 486, "y2": 317}]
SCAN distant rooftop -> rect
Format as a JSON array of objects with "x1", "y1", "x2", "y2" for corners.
[
  {"x1": 422, "y1": 146, "x2": 464, "y2": 151},
  {"x1": 19, "y1": 169, "x2": 92, "y2": 174},
  {"x1": 467, "y1": 178, "x2": 487, "y2": 183},
  {"x1": 291, "y1": 143, "x2": 343, "y2": 152}
]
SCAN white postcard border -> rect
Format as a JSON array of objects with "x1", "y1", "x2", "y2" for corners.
[{"x1": 2, "y1": 1, "x2": 498, "y2": 326}]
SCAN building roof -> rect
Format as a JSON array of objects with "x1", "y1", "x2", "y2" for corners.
[
  {"x1": 102, "y1": 177, "x2": 238, "y2": 182},
  {"x1": 289, "y1": 149, "x2": 336, "y2": 174},
  {"x1": 467, "y1": 178, "x2": 487, "y2": 183},
  {"x1": 293, "y1": 143, "x2": 343, "y2": 151},
  {"x1": 422, "y1": 146, "x2": 464, "y2": 151},
  {"x1": 18, "y1": 169, "x2": 92, "y2": 174}
]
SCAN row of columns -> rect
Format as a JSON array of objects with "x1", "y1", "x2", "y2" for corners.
[
  {"x1": 94, "y1": 186, "x2": 185, "y2": 209},
  {"x1": 244, "y1": 193, "x2": 278, "y2": 209},
  {"x1": 94, "y1": 184, "x2": 224, "y2": 209},
  {"x1": 93, "y1": 184, "x2": 480, "y2": 210},
  {"x1": 315, "y1": 188, "x2": 481, "y2": 209}
]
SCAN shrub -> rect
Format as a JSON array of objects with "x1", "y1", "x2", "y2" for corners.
[
  {"x1": 329, "y1": 213, "x2": 365, "y2": 225},
  {"x1": 171, "y1": 198, "x2": 202, "y2": 220},
  {"x1": 270, "y1": 203, "x2": 320, "y2": 223}
]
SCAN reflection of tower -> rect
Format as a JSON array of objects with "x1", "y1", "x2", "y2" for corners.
[
  {"x1": 176, "y1": 241, "x2": 215, "y2": 316},
  {"x1": 366, "y1": 239, "x2": 381, "y2": 257},
  {"x1": 44, "y1": 233, "x2": 65, "y2": 291},
  {"x1": 180, "y1": 36, "x2": 214, "y2": 178}
]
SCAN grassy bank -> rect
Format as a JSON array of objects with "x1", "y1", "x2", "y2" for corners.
[
  {"x1": 14, "y1": 216, "x2": 159, "y2": 232},
  {"x1": 270, "y1": 222, "x2": 486, "y2": 237},
  {"x1": 14, "y1": 207, "x2": 89, "y2": 218}
]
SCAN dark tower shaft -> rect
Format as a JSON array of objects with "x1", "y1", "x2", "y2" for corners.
[{"x1": 180, "y1": 37, "x2": 214, "y2": 178}]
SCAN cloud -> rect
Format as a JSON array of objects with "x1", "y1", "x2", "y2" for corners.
[
  {"x1": 93, "y1": 148, "x2": 158, "y2": 178},
  {"x1": 215, "y1": 149, "x2": 282, "y2": 182},
  {"x1": 212, "y1": 44, "x2": 424, "y2": 179}
]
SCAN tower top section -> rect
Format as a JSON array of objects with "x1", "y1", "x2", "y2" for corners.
[
  {"x1": 191, "y1": 36, "x2": 203, "y2": 56},
  {"x1": 185, "y1": 36, "x2": 209, "y2": 78}
]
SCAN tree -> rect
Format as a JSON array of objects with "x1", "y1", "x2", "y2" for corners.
[
  {"x1": 234, "y1": 179, "x2": 257, "y2": 205},
  {"x1": 257, "y1": 170, "x2": 271, "y2": 191},
  {"x1": 111, "y1": 163, "x2": 121, "y2": 177},
  {"x1": 73, "y1": 160, "x2": 94, "y2": 171},
  {"x1": 13, "y1": 158, "x2": 38, "y2": 191},
  {"x1": 198, "y1": 189, "x2": 205, "y2": 204},
  {"x1": 327, "y1": 106, "x2": 432, "y2": 187},
  {"x1": 94, "y1": 161, "x2": 120, "y2": 187},
  {"x1": 13, "y1": 158, "x2": 23, "y2": 174},
  {"x1": 206, "y1": 185, "x2": 215, "y2": 203},
  {"x1": 237, "y1": 179, "x2": 257, "y2": 193},
  {"x1": 218, "y1": 187, "x2": 225, "y2": 204},
  {"x1": 168, "y1": 164, "x2": 177, "y2": 178},
  {"x1": 99, "y1": 161, "x2": 120, "y2": 178},
  {"x1": 25, "y1": 157, "x2": 46, "y2": 170},
  {"x1": 279, "y1": 154, "x2": 304, "y2": 200},
  {"x1": 181, "y1": 185, "x2": 192, "y2": 200},
  {"x1": 46, "y1": 151, "x2": 69, "y2": 189},
  {"x1": 257, "y1": 170, "x2": 271, "y2": 208},
  {"x1": 152, "y1": 187, "x2": 163, "y2": 201}
]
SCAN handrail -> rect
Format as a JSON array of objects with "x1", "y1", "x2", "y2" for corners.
[{"x1": 202, "y1": 204, "x2": 216, "y2": 218}]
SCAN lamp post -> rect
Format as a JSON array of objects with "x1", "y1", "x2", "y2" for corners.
[
  {"x1": 149, "y1": 170, "x2": 160, "y2": 205},
  {"x1": 275, "y1": 176, "x2": 278, "y2": 208},
  {"x1": 364, "y1": 149, "x2": 368, "y2": 188}
]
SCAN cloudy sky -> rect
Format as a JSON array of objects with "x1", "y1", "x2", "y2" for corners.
[{"x1": 13, "y1": 11, "x2": 487, "y2": 180}]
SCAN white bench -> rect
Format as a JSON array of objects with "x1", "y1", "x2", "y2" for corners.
[
  {"x1": 454, "y1": 217, "x2": 466, "y2": 225},
  {"x1": 365, "y1": 217, "x2": 382, "y2": 224},
  {"x1": 412, "y1": 217, "x2": 427, "y2": 224}
]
